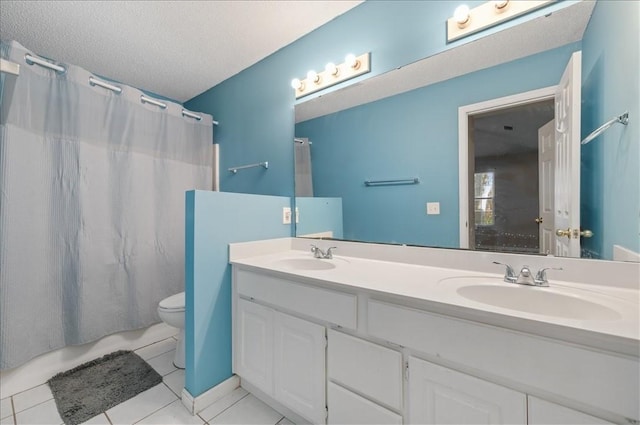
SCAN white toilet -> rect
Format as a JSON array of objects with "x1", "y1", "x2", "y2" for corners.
[{"x1": 157, "y1": 292, "x2": 185, "y2": 369}]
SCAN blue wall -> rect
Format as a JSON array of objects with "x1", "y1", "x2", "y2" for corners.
[
  {"x1": 296, "y1": 43, "x2": 580, "y2": 247},
  {"x1": 181, "y1": 0, "x2": 636, "y2": 399},
  {"x1": 581, "y1": 0, "x2": 639, "y2": 260},
  {"x1": 184, "y1": 1, "x2": 576, "y2": 199},
  {"x1": 184, "y1": 191, "x2": 291, "y2": 396},
  {"x1": 295, "y1": 197, "x2": 343, "y2": 238}
]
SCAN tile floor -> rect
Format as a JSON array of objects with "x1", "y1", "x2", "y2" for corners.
[{"x1": 0, "y1": 337, "x2": 292, "y2": 425}]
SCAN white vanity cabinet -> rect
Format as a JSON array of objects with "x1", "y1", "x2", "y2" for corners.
[
  {"x1": 235, "y1": 297, "x2": 327, "y2": 424},
  {"x1": 408, "y1": 356, "x2": 526, "y2": 424},
  {"x1": 232, "y1": 261, "x2": 637, "y2": 425}
]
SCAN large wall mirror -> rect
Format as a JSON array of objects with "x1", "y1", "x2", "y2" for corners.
[{"x1": 292, "y1": 1, "x2": 639, "y2": 263}]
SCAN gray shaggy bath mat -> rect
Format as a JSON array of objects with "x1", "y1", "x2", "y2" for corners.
[{"x1": 48, "y1": 350, "x2": 162, "y2": 425}]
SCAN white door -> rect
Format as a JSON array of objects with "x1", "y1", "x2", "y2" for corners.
[
  {"x1": 274, "y1": 311, "x2": 326, "y2": 424},
  {"x1": 538, "y1": 119, "x2": 556, "y2": 254},
  {"x1": 554, "y1": 51, "x2": 582, "y2": 257},
  {"x1": 408, "y1": 356, "x2": 526, "y2": 424},
  {"x1": 235, "y1": 298, "x2": 274, "y2": 395}
]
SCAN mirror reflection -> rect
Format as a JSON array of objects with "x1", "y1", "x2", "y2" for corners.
[{"x1": 293, "y1": 1, "x2": 639, "y2": 262}]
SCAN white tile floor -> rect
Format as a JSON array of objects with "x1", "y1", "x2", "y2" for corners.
[{"x1": 0, "y1": 337, "x2": 292, "y2": 425}]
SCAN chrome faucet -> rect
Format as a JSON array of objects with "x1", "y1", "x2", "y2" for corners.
[
  {"x1": 493, "y1": 262, "x2": 562, "y2": 287},
  {"x1": 310, "y1": 244, "x2": 337, "y2": 259}
]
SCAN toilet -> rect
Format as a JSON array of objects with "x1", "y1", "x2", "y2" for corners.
[{"x1": 157, "y1": 292, "x2": 185, "y2": 369}]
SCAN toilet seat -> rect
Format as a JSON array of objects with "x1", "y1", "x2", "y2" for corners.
[{"x1": 158, "y1": 292, "x2": 185, "y2": 312}]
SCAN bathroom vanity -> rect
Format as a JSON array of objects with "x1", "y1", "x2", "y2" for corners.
[{"x1": 230, "y1": 238, "x2": 639, "y2": 425}]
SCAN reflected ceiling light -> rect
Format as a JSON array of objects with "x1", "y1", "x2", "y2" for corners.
[
  {"x1": 453, "y1": 5, "x2": 471, "y2": 27},
  {"x1": 447, "y1": 0, "x2": 552, "y2": 42},
  {"x1": 291, "y1": 52, "x2": 370, "y2": 99},
  {"x1": 325, "y1": 62, "x2": 339, "y2": 77}
]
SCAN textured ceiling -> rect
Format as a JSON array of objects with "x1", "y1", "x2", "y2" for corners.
[{"x1": 0, "y1": 1, "x2": 362, "y2": 102}]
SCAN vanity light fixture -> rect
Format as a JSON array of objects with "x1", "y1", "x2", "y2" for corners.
[
  {"x1": 292, "y1": 52, "x2": 371, "y2": 99},
  {"x1": 447, "y1": 0, "x2": 551, "y2": 42}
]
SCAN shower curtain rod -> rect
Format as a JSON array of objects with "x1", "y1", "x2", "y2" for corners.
[
  {"x1": 581, "y1": 112, "x2": 629, "y2": 145},
  {"x1": 22, "y1": 53, "x2": 220, "y2": 125}
]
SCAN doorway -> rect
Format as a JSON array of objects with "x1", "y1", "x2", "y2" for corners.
[
  {"x1": 470, "y1": 100, "x2": 554, "y2": 253},
  {"x1": 457, "y1": 86, "x2": 556, "y2": 253}
]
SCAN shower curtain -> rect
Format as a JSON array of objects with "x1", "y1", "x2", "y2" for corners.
[{"x1": 0, "y1": 40, "x2": 213, "y2": 370}]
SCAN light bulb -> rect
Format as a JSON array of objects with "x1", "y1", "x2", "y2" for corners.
[
  {"x1": 290, "y1": 78, "x2": 303, "y2": 91},
  {"x1": 345, "y1": 54, "x2": 360, "y2": 69},
  {"x1": 325, "y1": 62, "x2": 339, "y2": 76},
  {"x1": 493, "y1": 0, "x2": 509, "y2": 10},
  {"x1": 453, "y1": 4, "x2": 470, "y2": 26},
  {"x1": 307, "y1": 70, "x2": 320, "y2": 84}
]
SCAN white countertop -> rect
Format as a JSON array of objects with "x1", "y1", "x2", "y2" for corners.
[{"x1": 231, "y1": 248, "x2": 640, "y2": 357}]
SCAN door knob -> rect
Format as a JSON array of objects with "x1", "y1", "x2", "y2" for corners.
[
  {"x1": 535, "y1": 217, "x2": 543, "y2": 224},
  {"x1": 556, "y1": 228, "x2": 594, "y2": 238}
]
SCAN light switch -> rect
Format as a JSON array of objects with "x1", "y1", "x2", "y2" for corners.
[
  {"x1": 426, "y1": 202, "x2": 440, "y2": 215},
  {"x1": 295, "y1": 207, "x2": 299, "y2": 223},
  {"x1": 282, "y1": 207, "x2": 292, "y2": 224}
]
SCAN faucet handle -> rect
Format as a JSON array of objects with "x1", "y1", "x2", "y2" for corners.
[
  {"x1": 493, "y1": 261, "x2": 517, "y2": 283},
  {"x1": 325, "y1": 247, "x2": 337, "y2": 259},
  {"x1": 534, "y1": 267, "x2": 563, "y2": 285}
]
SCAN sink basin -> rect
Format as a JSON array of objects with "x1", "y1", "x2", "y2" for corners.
[
  {"x1": 439, "y1": 277, "x2": 622, "y2": 321},
  {"x1": 272, "y1": 258, "x2": 336, "y2": 271}
]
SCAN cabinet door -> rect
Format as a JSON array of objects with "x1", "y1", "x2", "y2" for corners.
[
  {"x1": 236, "y1": 298, "x2": 274, "y2": 395},
  {"x1": 528, "y1": 396, "x2": 614, "y2": 424},
  {"x1": 328, "y1": 382, "x2": 402, "y2": 425},
  {"x1": 409, "y1": 356, "x2": 526, "y2": 424},
  {"x1": 274, "y1": 311, "x2": 326, "y2": 424}
]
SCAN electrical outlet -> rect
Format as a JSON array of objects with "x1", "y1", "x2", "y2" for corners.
[
  {"x1": 282, "y1": 207, "x2": 292, "y2": 224},
  {"x1": 426, "y1": 202, "x2": 440, "y2": 215}
]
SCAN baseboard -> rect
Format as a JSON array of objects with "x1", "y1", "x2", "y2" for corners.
[
  {"x1": 181, "y1": 375, "x2": 240, "y2": 414},
  {"x1": 0, "y1": 323, "x2": 177, "y2": 397}
]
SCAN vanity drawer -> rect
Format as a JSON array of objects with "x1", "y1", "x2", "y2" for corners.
[
  {"x1": 367, "y1": 299, "x2": 639, "y2": 420},
  {"x1": 236, "y1": 269, "x2": 357, "y2": 330},
  {"x1": 328, "y1": 329, "x2": 403, "y2": 410},
  {"x1": 328, "y1": 382, "x2": 402, "y2": 425}
]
